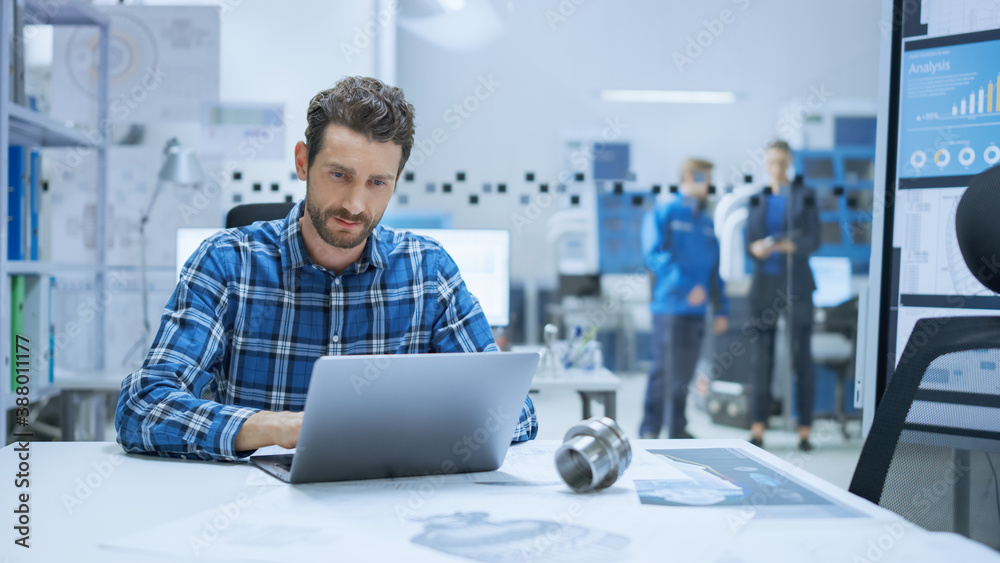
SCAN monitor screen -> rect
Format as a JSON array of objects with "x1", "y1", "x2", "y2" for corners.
[
  {"x1": 407, "y1": 229, "x2": 511, "y2": 327},
  {"x1": 176, "y1": 227, "x2": 224, "y2": 282},
  {"x1": 871, "y1": 0, "x2": 1000, "y2": 418},
  {"x1": 810, "y1": 256, "x2": 853, "y2": 308}
]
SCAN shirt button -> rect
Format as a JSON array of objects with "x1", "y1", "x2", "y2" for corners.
[
  {"x1": 334, "y1": 278, "x2": 341, "y2": 285},
  {"x1": 332, "y1": 335, "x2": 340, "y2": 343}
]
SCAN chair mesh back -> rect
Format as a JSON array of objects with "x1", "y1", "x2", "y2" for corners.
[
  {"x1": 881, "y1": 350, "x2": 1000, "y2": 549},
  {"x1": 850, "y1": 317, "x2": 1000, "y2": 551}
]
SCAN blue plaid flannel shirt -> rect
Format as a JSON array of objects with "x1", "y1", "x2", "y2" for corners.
[{"x1": 115, "y1": 201, "x2": 537, "y2": 461}]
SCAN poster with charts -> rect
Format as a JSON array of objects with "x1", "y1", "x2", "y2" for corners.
[{"x1": 897, "y1": 29, "x2": 1000, "y2": 179}]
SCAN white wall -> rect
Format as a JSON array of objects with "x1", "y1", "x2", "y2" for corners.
[
  {"x1": 389, "y1": 0, "x2": 882, "y2": 289},
  {"x1": 396, "y1": 0, "x2": 882, "y2": 187}
]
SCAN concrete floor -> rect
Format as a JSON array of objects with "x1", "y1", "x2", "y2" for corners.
[{"x1": 530, "y1": 371, "x2": 866, "y2": 491}]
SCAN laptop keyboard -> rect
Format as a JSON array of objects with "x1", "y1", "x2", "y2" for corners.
[{"x1": 274, "y1": 455, "x2": 294, "y2": 472}]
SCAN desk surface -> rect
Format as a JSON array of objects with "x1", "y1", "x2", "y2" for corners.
[
  {"x1": 530, "y1": 368, "x2": 621, "y2": 391},
  {"x1": 2, "y1": 439, "x2": 996, "y2": 562}
]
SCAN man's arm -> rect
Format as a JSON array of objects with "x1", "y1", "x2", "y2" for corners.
[
  {"x1": 430, "y1": 247, "x2": 538, "y2": 442},
  {"x1": 115, "y1": 239, "x2": 262, "y2": 461}
]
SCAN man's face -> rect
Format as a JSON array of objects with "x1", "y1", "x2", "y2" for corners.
[
  {"x1": 681, "y1": 170, "x2": 711, "y2": 199},
  {"x1": 297, "y1": 124, "x2": 402, "y2": 250},
  {"x1": 765, "y1": 148, "x2": 791, "y2": 185}
]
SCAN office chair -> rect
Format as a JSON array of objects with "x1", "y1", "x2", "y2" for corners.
[
  {"x1": 225, "y1": 202, "x2": 296, "y2": 229},
  {"x1": 849, "y1": 165, "x2": 1000, "y2": 550}
]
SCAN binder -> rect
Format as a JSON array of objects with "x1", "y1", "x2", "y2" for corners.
[
  {"x1": 21, "y1": 276, "x2": 52, "y2": 388},
  {"x1": 7, "y1": 146, "x2": 26, "y2": 260},
  {"x1": 48, "y1": 276, "x2": 54, "y2": 384},
  {"x1": 10, "y1": 276, "x2": 25, "y2": 391},
  {"x1": 29, "y1": 150, "x2": 40, "y2": 260}
]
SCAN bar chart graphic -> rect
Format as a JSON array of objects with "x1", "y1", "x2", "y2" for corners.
[
  {"x1": 949, "y1": 74, "x2": 1000, "y2": 115},
  {"x1": 899, "y1": 31, "x2": 1000, "y2": 179}
]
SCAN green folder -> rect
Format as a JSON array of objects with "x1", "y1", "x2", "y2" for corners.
[{"x1": 10, "y1": 275, "x2": 25, "y2": 391}]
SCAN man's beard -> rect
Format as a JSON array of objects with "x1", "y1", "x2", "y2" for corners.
[{"x1": 305, "y1": 186, "x2": 379, "y2": 250}]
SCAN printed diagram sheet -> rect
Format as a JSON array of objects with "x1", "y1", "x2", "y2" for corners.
[{"x1": 637, "y1": 448, "x2": 866, "y2": 519}]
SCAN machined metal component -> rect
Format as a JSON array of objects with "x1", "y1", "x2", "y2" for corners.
[{"x1": 556, "y1": 417, "x2": 632, "y2": 492}]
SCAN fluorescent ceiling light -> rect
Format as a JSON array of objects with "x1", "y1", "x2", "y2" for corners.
[
  {"x1": 599, "y1": 90, "x2": 737, "y2": 104},
  {"x1": 439, "y1": 0, "x2": 466, "y2": 11}
]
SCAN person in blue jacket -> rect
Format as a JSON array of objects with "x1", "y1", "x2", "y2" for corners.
[{"x1": 640, "y1": 158, "x2": 729, "y2": 439}]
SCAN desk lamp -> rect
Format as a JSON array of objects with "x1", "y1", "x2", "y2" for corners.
[{"x1": 122, "y1": 138, "x2": 203, "y2": 367}]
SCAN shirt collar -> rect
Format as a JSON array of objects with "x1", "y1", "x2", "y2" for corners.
[{"x1": 281, "y1": 200, "x2": 388, "y2": 273}]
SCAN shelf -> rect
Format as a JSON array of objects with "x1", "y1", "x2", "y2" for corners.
[
  {"x1": 5, "y1": 261, "x2": 101, "y2": 275},
  {"x1": 8, "y1": 104, "x2": 100, "y2": 148},
  {"x1": 23, "y1": 0, "x2": 109, "y2": 27},
  {"x1": 9, "y1": 103, "x2": 103, "y2": 148},
  {"x1": 5, "y1": 262, "x2": 178, "y2": 275},
  {"x1": 3, "y1": 384, "x2": 59, "y2": 411}
]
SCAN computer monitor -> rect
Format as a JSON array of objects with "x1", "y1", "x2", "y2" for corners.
[
  {"x1": 407, "y1": 229, "x2": 511, "y2": 327},
  {"x1": 810, "y1": 256, "x2": 853, "y2": 308},
  {"x1": 176, "y1": 227, "x2": 224, "y2": 282}
]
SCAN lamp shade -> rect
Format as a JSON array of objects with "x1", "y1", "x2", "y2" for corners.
[{"x1": 158, "y1": 138, "x2": 203, "y2": 185}]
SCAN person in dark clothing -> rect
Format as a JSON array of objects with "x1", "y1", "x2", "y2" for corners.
[
  {"x1": 744, "y1": 140, "x2": 820, "y2": 451},
  {"x1": 640, "y1": 158, "x2": 729, "y2": 439}
]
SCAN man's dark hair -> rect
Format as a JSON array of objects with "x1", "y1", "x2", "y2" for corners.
[{"x1": 304, "y1": 76, "x2": 416, "y2": 176}]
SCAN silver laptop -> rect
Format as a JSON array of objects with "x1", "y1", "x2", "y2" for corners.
[{"x1": 249, "y1": 352, "x2": 539, "y2": 484}]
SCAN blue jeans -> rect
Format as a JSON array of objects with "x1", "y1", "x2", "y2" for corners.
[{"x1": 641, "y1": 314, "x2": 705, "y2": 438}]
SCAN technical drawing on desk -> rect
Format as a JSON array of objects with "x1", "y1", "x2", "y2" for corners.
[
  {"x1": 410, "y1": 512, "x2": 630, "y2": 563},
  {"x1": 637, "y1": 449, "x2": 865, "y2": 518}
]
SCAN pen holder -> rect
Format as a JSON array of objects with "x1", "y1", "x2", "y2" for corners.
[{"x1": 555, "y1": 417, "x2": 632, "y2": 492}]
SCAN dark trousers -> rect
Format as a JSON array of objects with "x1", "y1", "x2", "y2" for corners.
[
  {"x1": 749, "y1": 276, "x2": 815, "y2": 427},
  {"x1": 641, "y1": 314, "x2": 705, "y2": 438}
]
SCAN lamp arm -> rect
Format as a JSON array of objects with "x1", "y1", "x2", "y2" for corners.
[{"x1": 141, "y1": 179, "x2": 168, "y2": 225}]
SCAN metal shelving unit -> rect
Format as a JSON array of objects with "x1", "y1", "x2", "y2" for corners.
[{"x1": 1, "y1": 0, "x2": 109, "y2": 443}]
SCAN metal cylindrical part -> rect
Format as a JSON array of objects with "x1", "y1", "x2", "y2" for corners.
[{"x1": 556, "y1": 417, "x2": 632, "y2": 492}]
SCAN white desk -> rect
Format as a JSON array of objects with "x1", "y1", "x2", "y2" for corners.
[
  {"x1": 2, "y1": 439, "x2": 997, "y2": 562},
  {"x1": 530, "y1": 368, "x2": 622, "y2": 419}
]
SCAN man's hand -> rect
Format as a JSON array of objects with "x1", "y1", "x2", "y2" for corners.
[
  {"x1": 713, "y1": 316, "x2": 729, "y2": 335},
  {"x1": 235, "y1": 411, "x2": 304, "y2": 452},
  {"x1": 749, "y1": 239, "x2": 774, "y2": 260},
  {"x1": 687, "y1": 285, "x2": 707, "y2": 306},
  {"x1": 773, "y1": 240, "x2": 797, "y2": 254}
]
